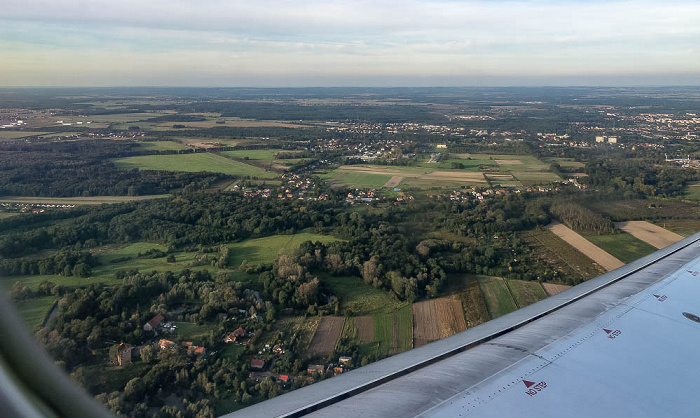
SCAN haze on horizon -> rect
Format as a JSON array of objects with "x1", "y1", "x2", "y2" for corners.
[{"x1": 1, "y1": 0, "x2": 699, "y2": 88}]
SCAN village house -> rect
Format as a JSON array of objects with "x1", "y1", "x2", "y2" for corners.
[
  {"x1": 143, "y1": 314, "x2": 164, "y2": 332},
  {"x1": 158, "y1": 339, "x2": 176, "y2": 350},
  {"x1": 250, "y1": 359, "x2": 265, "y2": 370},
  {"x1": 307, "y1": 364, "x2": 324, "y2": 374},
  {"x1": 116, "y1": 343, "x2": 132, "y2": 366},
  {"x1": 338, "y1": 356, "x2": 352, "y2": 365}
]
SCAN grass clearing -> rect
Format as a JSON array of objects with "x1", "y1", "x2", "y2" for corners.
[
  {"x1": 112, "y1": 153, "x2": 278, "y2": 178},
  {"x1": 228, "y1": 233, "x2": 341, "y2": 267},
  {"x1": 684, "y1": 181, "x2": 700, "y2": 201},
  {"x1": 175, "y1": 322, "x2": 217, "y2": 342},
  {"x1": 477, "y1": 276, "x2": 517, "y2": 319},
  {"x1": 506, "y1": 280, "x2": 548, "y2": 308},
  {"x1": 584, "y1": 233, "x2": 657, "y2": 264},
  {"x1": 13, "y1": 296, "x2": 56, "y2": 329},
  {"x1": 324, "y1": 275, "x2": 404, "y2": 316}
]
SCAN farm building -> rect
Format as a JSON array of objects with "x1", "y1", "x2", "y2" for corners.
[
  {"x1": 143, "y1": 314, "x2": 164, "y2": 331},
  {"x1": 116, "y1": 343, "x2": 132, "y2": 366},
  {"x1": 251, "y1": 359, "x2": 265, "y2": 370}
]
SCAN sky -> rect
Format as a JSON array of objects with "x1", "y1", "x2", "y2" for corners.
[{"x1": 1, "y1": 0, "x2": 699, "y2": 87}]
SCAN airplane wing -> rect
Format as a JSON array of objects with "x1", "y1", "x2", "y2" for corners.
[{"x1": 229, "y1": 232, "x2": 700, "y2": 417}]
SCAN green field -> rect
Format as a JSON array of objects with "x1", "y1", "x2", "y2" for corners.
[
  {"x1": 228, "y1": 233, "x2": 342, "y2": 266},
  {"x1": 137, "y1": 141, "x2": 188, "y2": 151},
  {"x1": 13, "y1": 296, "x2": 56, "y2": 329},
  {"x1": 325, "y1": 275, "x2": 404, "y2": 316},
  {"x1": 652, "y1": 220, "x2": 700, "y2": 237},
  {"x1": 477, "y1": 276, "x2": 517, "y2": 318},
  {"x1": 0, "y1": 131, "x2": 45, "y2": 139},
  {"x1": 584, "y1": 233, "x2": 657, "y2": 264},
  {"x1": 221, "y1": 149, "x2": 282, "y2": 162},
  {"x1": 417, "y1": 154, "x2": 496, "y2": 172},
  {"x1": 373, "y1": 303, "x2": 412, "y2": 356},
  {"x1": 321, "y1": 171, "x2": 392, "y2": 189},
  {"x1": 112, "y1": 153, "x2": 278, "y2": 178},
  {"x1": 175, "y1": 322, "x2": 216, "y2": 343},
  {"x1": 684, "y1": 181, "x2": 700, "y2": 201},
  {"x1": 506, "y1": 280, "x2": 548, "y2": 308}
]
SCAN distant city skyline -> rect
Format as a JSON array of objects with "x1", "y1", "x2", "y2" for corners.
[{"x1": 1, "y1": 0, "x2": 699, "y2": 87}]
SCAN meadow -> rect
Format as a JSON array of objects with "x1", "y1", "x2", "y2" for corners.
[
  {"x1": 477, "y1": 276, "x2": 517, "y2": 318},
  {"x1": 112, "y1": 153, "x2": 278, "y2": 178},
  {"x1": 584, "y1": 233, "x2": 658, "y2": 264},
  {"x1": 506, "y1": 279, "x2": 548, "y2": 308},
  {"x1": 14, "y1": 296, "x2": 56, "y2": 329}
]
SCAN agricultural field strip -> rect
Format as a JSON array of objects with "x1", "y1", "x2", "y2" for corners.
[
  {"x1": 335, "y1": 165, "x2": 486, "y2": 181},
  {"x1": 541, "y1": 282, "x2": 572, "y2": 296},
  {"x1": 547, "y1": 221, "x2": 624, "y2": 271},
  {"x1": 307, "y1": 316, "x2": 345, "y2": 358},
  {"x1": 614, "y1": 221, "x2": 684, "y2": 249}
]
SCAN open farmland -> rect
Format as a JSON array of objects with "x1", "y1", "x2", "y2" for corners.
[
  {"x1": 445, "y1": 274, "x2": 490, "y2": 328},
  {"x1": 412, "y1": 300, "x2": 441, "y2": 347},
  {"x1": 374, "y1": 304, "x2": 413, "y2": 355},
  {"x1": 478, "y1": 276, "x2": 517, "y2": 318},
  {"x1": 307, "y1": 317, "x2": 345, "y2": 358},
  {"x1": 355, "y1": 316, "x2": 375, "y2": 343},
  {"x1": 614, "y1": 221, "x2": 684, "y2": 249},
  {"x1": 583, "y1": 232, "x2": 657, "y2": 264},
  {"x1": 506, "y1": 280, "x2": 548, "y2": 308},
  {"x1": 521, "y1": 229, "x2": 605, "y2": 280},
  {"x1": 413, "y1": 297, "x2": 467, "y2": 348},
  {"x1": 548, "y1": 222, "x2": 624, "y2": 271},
  {"x1": 541, "y1": 283, "x2": 572, "y2": 296},
  {"x1": 324, "y1": 275, "x2": 403, "y2": 316},
  {"x1": 112, "y1": 153, "x2": 278, "y2": 178},
  {"x1": 324, "y1": 165, "x2": 486, "y2": 189}
]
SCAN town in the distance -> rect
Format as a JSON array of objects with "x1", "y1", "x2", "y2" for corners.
[{"x1": 1, "y1": 86, "x2": 699, "y2": 417}]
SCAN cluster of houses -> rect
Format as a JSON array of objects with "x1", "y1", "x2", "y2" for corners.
[
  {"x1": 307, "y1": 356, "x2": 353, "y2": 377},
  {"x1": 430, "y1": 180, "x2": 588, "y2": 202},
  {"x1": 234, "y1": 174, "x2": 326, "y2": 201}
]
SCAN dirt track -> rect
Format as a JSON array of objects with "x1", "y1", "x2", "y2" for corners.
[
  {"x1": 384, "y1": 176, "x2": 404, "y2": 188},
  {"x1": 614, "y1": 221, "x2": 684, "y2": 249},
  {"x1": 547, "y1": 221, "x2": 624, "y2": 271}
]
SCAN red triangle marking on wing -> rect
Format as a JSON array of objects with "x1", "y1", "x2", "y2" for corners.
[
  {"x1": 603, "y1": 329, "x2": 612, "y2": 334},
  {"x1": 523, "y1": 380, "x2": 536, "y2": 388},
  {"x1": 653, "y1": 295, "x2": 660, "y2": 298}
]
